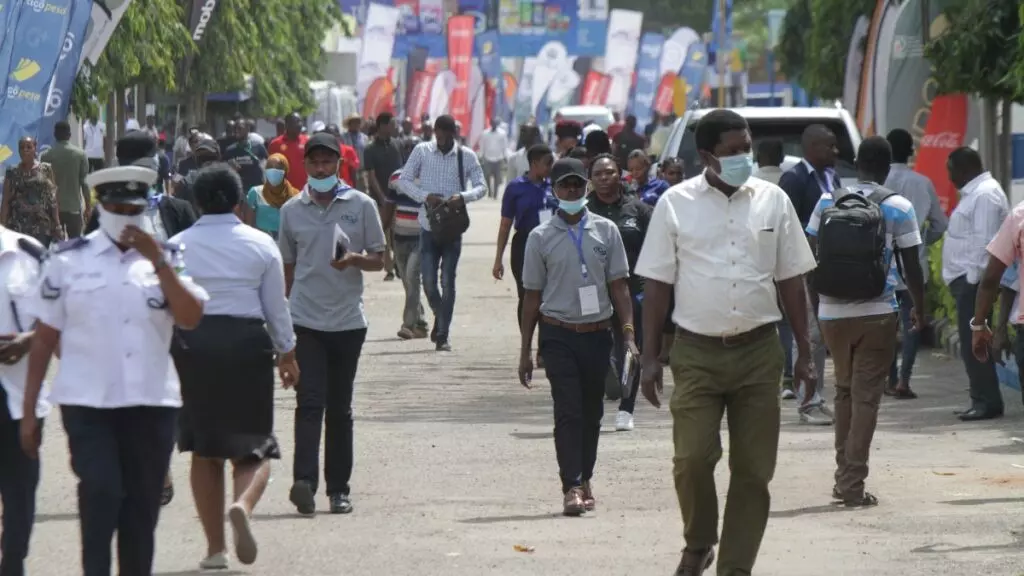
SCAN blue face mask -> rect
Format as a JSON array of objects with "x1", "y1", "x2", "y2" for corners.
[
  {"x1": 558, "y1": 197, "x2": 587, "y2": 215},
  {"x1": 265, "y1": 168, "x2": 285, "y2": 186},
  {"x1": 308, "y1": 174, "x2": 339, "y2": 193},
  {"x1": 714, "y1": 152, "x2": 754, "y2": 187}
]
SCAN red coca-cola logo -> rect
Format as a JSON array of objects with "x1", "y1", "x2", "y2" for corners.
[{"x1": 920, "y1": 131, "x2": 962, "y2": 149}]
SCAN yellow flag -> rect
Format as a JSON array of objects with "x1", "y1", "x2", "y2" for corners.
[{"x1": 673, "y1": 78, "x2": 689, "y2": 116}]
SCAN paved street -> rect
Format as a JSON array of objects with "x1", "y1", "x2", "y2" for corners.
[{"x1": 21, "y1": 200, "x2": 1024, "y2": 575}]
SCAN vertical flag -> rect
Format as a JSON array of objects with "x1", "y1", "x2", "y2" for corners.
[
  {"x1": 357, "y1": 2, "x2": 400, "y2": 114},
  {"x1": 630, "y1": 33, "x2": 663, "y2": 135},
  {"x1": 404, "y1": 45, "x2": 429, "y2": 118},
  {"x1": 602, "y1": 9, "x2": 642, "y2": 113},
  {"x1": 580, "y1": 71, "x2": 611, "y2": 105},
  {"x1": 709, "y1": 0, "x2": 732, "y2": 62},
  {"x1": 914, "y1": 94, "x2": 967, "y2": 215},
  {"x1": 38, "y1": 0, "x2": 93, "y2": 152},
  {"x1": 678, "y1": 41, "x2": 707, "y2": 109},
  {"x1": 446, "y1": 14, "x2": 474, "y2": 130},
  {"x1": 475, "y1": 29, "x2": 505, "y2": 123},
  {"x1": 79, "y1": 0, "x2": 133, "y2": 67},
  {"x1": 179, "y1": 0, "x2": 220, "y2": 74}
]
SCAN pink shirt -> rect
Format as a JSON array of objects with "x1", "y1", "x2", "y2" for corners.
[{"x1": 986, "y1": 203, "x2": 1024, "y2": 320}]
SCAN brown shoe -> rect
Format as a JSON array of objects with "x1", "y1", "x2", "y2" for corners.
[
  {"x1": 674, "y1": 547, "x2": 715, "y2": 575},
  {"x1": 411, "y1": 326, "x2": 429, "y2": 339},
  {"x1": 562, "y1": 487, "x2": 585, "y2": 517},
  {"x1": 581, "y1": 480, "x2": 596, "y2": 511}
]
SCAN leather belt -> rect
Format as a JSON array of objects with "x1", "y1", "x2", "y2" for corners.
[
  {"x1": 541, "y1": 316, "x2": 611, "y2": 333},
  {"x1": 675, "y1": 323, "x2": 776, "y2": 348}
]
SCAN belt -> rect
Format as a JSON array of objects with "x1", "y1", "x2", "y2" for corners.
[
  {"x1": 675, "y1": 323, "x2": 776, "y2": 348},
  {"x1": 541, "y1": 315, "x2": 611, "y2": 333}
]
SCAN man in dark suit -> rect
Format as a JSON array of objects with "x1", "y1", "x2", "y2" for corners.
[{"x1": 778, "y1": 124, "x2": 842, "y2": 228}]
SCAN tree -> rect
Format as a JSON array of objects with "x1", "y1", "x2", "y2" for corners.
[
  {"x1": 777, "y1": 0, "x2": 811, "y2": 87},
  {"x1": 71, "y1": 0, "x2": 193, "y2": 118},
  {"x1": 185, "y1": 0, "x2": 343, "y2": 118},
  {"x1": 925, "y1": 0, "x2": 1024, "y2": 104}
]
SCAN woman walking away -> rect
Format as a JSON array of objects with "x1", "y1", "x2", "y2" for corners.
[
  {"x1": 171, "y1": 163, "x2": 299, "y2": 570},
  {"x1": 1, "y1": 137, "x2": 63, "y2": 246},
  {"x1": 243, "y1": 153, "x2": 299, "y2": 239},
  {"x1": 20, "y1": 156, "x2": 207, "y2": 576}
]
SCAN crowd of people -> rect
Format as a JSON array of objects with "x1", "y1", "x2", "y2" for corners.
[{"x1": 0, "y1": 102, "x2": 1020, "y2": 576}]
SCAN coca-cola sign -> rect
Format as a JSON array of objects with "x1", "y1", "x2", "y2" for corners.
[{"x1": 920, "y1": 131, "x2": 961, "y2": 149}]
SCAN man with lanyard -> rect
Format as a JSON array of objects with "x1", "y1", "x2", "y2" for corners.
[
  {"x1": 278, "y1": 133, "x2": 387, "y2": 517},
  {"x1": 518, "y1": 157, "x2": 636, "y2": 516},
  {"x1": 224, "y1": 120, "x2": 268, "y2": 193},
  {"x1": 625, "y1": 150, "x2": 669, "y2": 206}
]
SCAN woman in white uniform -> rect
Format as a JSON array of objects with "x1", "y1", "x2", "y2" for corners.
[
  {"x1": 19, "y1": 159, "x2": 208, "y2": 576},
  {"x1": 170, "y1": 163, "x2": 298, "y2": 570}
]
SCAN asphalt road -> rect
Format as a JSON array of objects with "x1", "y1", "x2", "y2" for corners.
[{"x1": 21, "y1": 200, "x2": 1024, "y2": 575}]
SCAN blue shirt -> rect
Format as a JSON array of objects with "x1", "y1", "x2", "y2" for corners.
[
  {"x1": 1000, "y1": 261, "x2": 1020, "y2": 324},
  {"x1": 500, "y1": 175, "x2": 555, "y2": 232},
  {"x1": 637, "y1": 178, "x2": 670, "y2": 206}
]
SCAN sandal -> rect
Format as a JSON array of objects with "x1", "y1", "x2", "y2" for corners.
[
  {"x1": 842, "y1": 492, "x2": 879, "y2": 508},
  {"x1": 161, "y1": 481, "x2": 174, "y2": 506}
]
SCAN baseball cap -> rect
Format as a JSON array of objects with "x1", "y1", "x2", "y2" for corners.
[
  {"x1": 194, "y1": 138, "x2": 220, "y2": 156},
  {"x1": 305, "y1": 132, "x2": 341, "y2": 157},
  {"x1": 550, "y1": 158, "x2": 588, "y2": 185},
  {"x1": 116, "y1": 130, "x2": 159, "y2": 171}
]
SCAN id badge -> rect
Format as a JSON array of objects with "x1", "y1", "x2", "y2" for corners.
[
  {"x1": 578, "y1": 285, "x2": 600, "y2": 316},
  {"x1": 538, "y1": 209, "x2": 552, "y2": 224}
]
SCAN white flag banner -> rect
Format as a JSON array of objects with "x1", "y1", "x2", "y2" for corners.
[
  {"x1": 80, "y1": 0, "x2": 134, "y2": 67},
  {"x1": 531, "y1": 41, "x2": 568, "y2": 117},
  {"x1": 356, "y1": 3, "x2": 400, "y2": 110},
  {"x1": 602, "y1": 9, "x2": 643, "y2": 112},
  {"x1": 660, "y1": 27, "x2": 699, "y2": 77},
  {"x1": 428, "y1": 70, "x2": 457, "y2": 120}
]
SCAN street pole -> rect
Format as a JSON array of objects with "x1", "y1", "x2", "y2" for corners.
[
  {"x1": 767, "y1": 50, "x2": 775, "y2": 107},
  {"x1": 717, "y1": 0, "x2": 726, "y2": 108}
]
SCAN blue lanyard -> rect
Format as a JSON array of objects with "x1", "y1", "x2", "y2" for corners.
[{"x1": 566, "y1": 216, "x2": 588, "y2": 280}]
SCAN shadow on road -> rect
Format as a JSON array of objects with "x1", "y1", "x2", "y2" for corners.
[{"x1": 458, "y1": 512, "x2": 567, "y2": 524}]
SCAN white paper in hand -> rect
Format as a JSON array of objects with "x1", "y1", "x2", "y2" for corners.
[
  {"x1": 620, "y1": 347, "x2": 638, "y2": 398},
  {"x1": 332, "y1": 224, "x2": 351, "y2": 262}
]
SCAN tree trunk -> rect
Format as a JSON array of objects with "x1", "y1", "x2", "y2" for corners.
[
  {"x1": 999, "y1": 99, "x2": 1012, "y2": 194},
  {"x1": 104, "y1": 92, "x2": 116, "y2": 165}
]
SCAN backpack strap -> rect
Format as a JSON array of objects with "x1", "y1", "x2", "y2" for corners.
[{"x1": 864, "y1": 185, "x2": 906, "y2": 282}]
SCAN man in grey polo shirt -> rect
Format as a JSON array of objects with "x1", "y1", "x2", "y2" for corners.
[
  {"x1": 277, "y1": 132, "x2": 387, "y2": 517},
  {"x1": 517, "y1": 158, "x2": 637, "y2": 517}
]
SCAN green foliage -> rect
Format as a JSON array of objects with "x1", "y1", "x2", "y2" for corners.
[
  {"x1": 927, "y1": 241, "x2": 956, "y2": 325},
  {"x1": 70, "y1": 0, "x2": 193, "y2": 117},
  {"x1": 802, "y1": 0, "x2": 876, "y2": 100},
  {"x1": 924, "y1": 0, "x2": 1024, "y2": 103},
  {"x1": 732, "y1": 0, "x2": 792, "y2": 63},
  {"x1": 777, "y1": 0, "x2": 811, "y2": 86},
  {"x1": 186, "y1": 0, "x2": 343, "y2": 117}
]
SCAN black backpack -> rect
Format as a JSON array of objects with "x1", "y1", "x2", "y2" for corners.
[
  {"x1": 813, "y1": 186, "x2": 900, "y2": 300},
  {"x1": 425, "y1": 146, "x2": 471, "y2": 245}
]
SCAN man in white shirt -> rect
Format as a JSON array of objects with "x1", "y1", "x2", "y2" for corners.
[
  {"x1": 753, "y1": 139, "x2": 784, "y2": 185},
  {"x1": 635, "y1": 109, "x2": 817, "y2": 576},
  {"x1": 477, "y1": 118, "x2": 509, "y2": 199},
  {"x1": 83, "y1": 114, "x2": 106, "y2": 172},
  {"x1": 942, "y1": 147, "x2": 1008, "y2": 421}
]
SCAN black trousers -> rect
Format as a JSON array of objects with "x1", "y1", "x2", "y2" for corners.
[
  {"x1": 539, "y1": 322, "x2": 613, "y2": 493},
  {"x1": 949, "y1": 276, "x2": 1004, "y2": 413},
  {"x1": 61, "y1": 405, "x2": 177, "y2": 576},
  {"x1": 510, "y1": 230, "x2": 528, "y2": 328},
  {"x1": 293, "y1": 326, "x2": 367, "y2": 496},
  {"x1": 0, "y1": 387, "x2": 41, "y2": 576},
  {"x1": 87, "y1": 158, "x2": 104, "y2": 173},
  {"x1": 611, "y1": 294, "x2": 643, "y2": 414}
]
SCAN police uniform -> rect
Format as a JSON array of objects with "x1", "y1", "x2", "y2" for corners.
[
  {"x1": 521, "y1": 159, "x2": 630, "y2": 514},
  {"x1": 30, "y1": 164, "x2": 208, "y2": 576},
  {"x1": 0, "y1": 229, "x2": 47, "y2": 576}
]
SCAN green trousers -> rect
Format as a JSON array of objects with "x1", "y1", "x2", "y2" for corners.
[{"x1": 669, "y1": 327, "x2": 783, "y2": 576}]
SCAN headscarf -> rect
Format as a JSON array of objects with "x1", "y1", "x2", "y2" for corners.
[{"x1": 262, "y1": 153, "x2": 299, "y2": 208}]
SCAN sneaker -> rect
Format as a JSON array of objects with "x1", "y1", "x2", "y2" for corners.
[
  {"x1": 819, "y1": 404, "x2": 835, "y2": 419},
  {"x1": 781, "y1": 388, "x2": 797, "y2": 400},
  {"x1": 397, "y1": 327, "x2": 414, "y2": 340},
  {"x1": 384, "y1": 272, "x2": 395, "y2": 281},
  {"x1": 615, "y1": 410, "x2": 634, "y2": 431},
  {"x1": 581, "y1": 480, "x2": 596, "y2": 511},
  {"x1": 199, "y1": 551, "x2": 229, "y2": 570},
  {"x1": 329, "y1": 493, "x2": 353, "y2": 514},
  {"x1": 411, "y1": 326, "x2": 429, "y2": 339},
  {"x1": 799, "y1": 406, "x2": 833, "y2": 426},
  {"x1": 436, "y1": 340, "x2": 452, "y2": 352},
  {"x1": 228, "y1": 503, "x2": 257, "y2": 565},
  {"x1": 562, "y1": 487, "x2": 585, "y2": 516},
  {"x1": 289, "y1": 481, "x2": 316, "y2": 517}
]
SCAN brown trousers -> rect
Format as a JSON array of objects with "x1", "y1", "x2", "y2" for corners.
[
  {"x1": 669, "y1": 326, "x2": 783, "y2": 576},
  {"x1": 819, "y1": 313, "x2": 898, "y2": 498}
]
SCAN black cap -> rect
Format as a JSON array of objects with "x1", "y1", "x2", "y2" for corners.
[
  {"x1": 116, "y1": 130, "x2": 158, "y2": 171},
  {"x1": 305, "y1": 132, "x2": 341, "y2": 157},
  {"x1": 194, "y1": 138, "x2": 220, "y2": 156},
  {"x1": 550, "y1": 158, "x2": 588, "y2": 185}
]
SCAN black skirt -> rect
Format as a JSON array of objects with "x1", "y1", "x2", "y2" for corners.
[{"x1": 172, "y1": 315, "x2": 280, "y2": 461}]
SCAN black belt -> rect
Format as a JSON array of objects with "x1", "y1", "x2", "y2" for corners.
[
  {"x1": 542, "y1": 316, "x2": 611, "y2": 333},
  {"x1": 675, "y1": 323, "x2": 776, "y2": 348}
]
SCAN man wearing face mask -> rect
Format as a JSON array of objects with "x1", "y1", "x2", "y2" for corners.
[
  {"x1": 635, "y1": 109, "x2": 817, "y2": 575},
  {"x1": 86, "y1": 132, "x2": 197, "y2": 242},
  {"x1": 518, "y1": 157, "x2": 635, "y2": 516},
  {"x1": 277, "y1": 133, "x2": 387, "y2": 517}
]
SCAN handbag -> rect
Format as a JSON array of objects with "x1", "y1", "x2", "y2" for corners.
[{"x1": 425, "y1": 146, "x2": 471, "y2": 245}]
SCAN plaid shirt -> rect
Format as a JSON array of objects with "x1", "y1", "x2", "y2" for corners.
[{"x1": 396, "y1": 141, "x2": 486, "y2": 231}]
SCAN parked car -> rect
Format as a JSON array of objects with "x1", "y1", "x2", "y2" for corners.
[
  {"x1": 551, "y1": 105, "x2": 615, "y2": 129},
  {"x1": 655, "y1": 105, "x2": 862, "y2": 186}
]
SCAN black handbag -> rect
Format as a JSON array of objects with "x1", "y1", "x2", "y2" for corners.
[{"x1": 425, "y1": 146, "x2": 471, "y2": 245}]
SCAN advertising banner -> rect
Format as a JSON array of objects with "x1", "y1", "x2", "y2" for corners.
[
  {"x1": 870, "y1": 0, "x2": 901, "y2": 136},
  {"x1": 677, "y1": 41, "x2": 707, "y2": 110},
  {"x1": 708, "y1": 0, "x2": 732, "y2": 61},
  {"x1": 842, "y1": 16, "x2": 868, "y2": 116},
  {"x1": 447, "y1": 15, "x2": 475, "y2": 129},
  {"x1": 914, "y1": 94, "x2": 966, "y2": 215},
  {"x1": 856, "y1": 0, "x2": 887, "y2": 136},
  {"x1": 475, "y1": 29, "x2": 506, "y2": 123},
  {"x1": 356, "y1": 2, "x2": 400, "y2": 110},
  {"x1": 428, "y1": 69, "x2": 457, "y2": 121},
  {"x1": 38, "y1": 0, "x2": 93, "y2": 152},
  {"x1": 580, "y1": 70, "x2": 610, "y2": 105},
  {"x1": 362, "y1": 76, "x2": 396, "y2": 118},
  {"x1": 0, "y1": 0, "x2": 76, "y2": 174},
  {"x1": 403, "y1": 44, "x2": 429, "y2": 118},
  {"x1": 654, "y1": 73, "x2": 676, "y2": 115},
  {"x1": 407, "y1": 70, "x2": 435, "y2": 122},
  {"x1": 79, "y1": 0, "x2": 131, "y2": 67},
  {"x1": 602, "y1": 9, "x2": 642, "y2": 112},
  {"x1": 630, "y1": 33, "x2": 663, "y2": 133},
  {"x1": 576, "y1": 0, "x2": 607, "y2": 55}
]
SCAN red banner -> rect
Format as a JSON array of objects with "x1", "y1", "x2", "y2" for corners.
[
  {"x1": 914, "y1": 93, "x2": 968, "y2": 216},
  {"x1": 446, "y1": 15, "x2": 475, "y2": 129},
  {"x1": 654, "y1": 73, "x2": 677, "y2": 115},
  {"x1": 362, "y1": 77, "x2": 396, "y2": 118},
  {"x1": 407, "y1": 71, "x2": 435, "y2": 123},
  {"x1": 580, "y1": 71, "x2": 611, "y2": 105}
]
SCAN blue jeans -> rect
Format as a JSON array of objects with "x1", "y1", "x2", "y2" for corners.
[
  {"x1": 888, "y1": 290, "x2": 919, "y2": 385},
  {"x1": 420, "y1": 229, "x2": 462, "y2": 342}
]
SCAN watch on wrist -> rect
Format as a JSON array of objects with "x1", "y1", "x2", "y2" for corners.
[
  {"x1": 152, "y1": 258, "x2": 169, "y2": 272},
  {"x1": 969, "y1": 317, "x2": 989, "y2": 332}
]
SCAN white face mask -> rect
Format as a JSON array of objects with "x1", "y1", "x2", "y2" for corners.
[{"x1": 97, "y1": 205, "x2": 144, "y2": 241}]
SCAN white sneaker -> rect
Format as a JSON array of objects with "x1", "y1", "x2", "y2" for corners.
[
  {"x1": 799, "y1": 406, "x2": 833, "y2": 426},
  {"x1": 781, "y1": 388, "x2": 796, "y2": 400},
  {"x1": 199, "y1": 551, "x2": 229, "y2": 570},
  {"x1": 615, "y1": 410, "x2": 634, "y2": 431},
  {"x1": 819, "y1": 404, "x2": 835, "y2": 419}
]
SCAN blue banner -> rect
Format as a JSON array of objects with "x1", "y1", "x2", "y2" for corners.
[
  {"x1": 630, "y1": 33, "x2": 663, "y2": 135},
  {"x1": 36, "y1": 0, "x2": 92, "y2": 153},
  {"x1": 0, "y1": 0, "x2": 76, "y2": 173},
  {"x1": 475, "y1": 29, "x2": 506, "y2": 123},
  {"x1": 708, "y1": 0, "x2": 732, "y2": 61},
  {"x1": 679, "y1": 41, "x2": 707, "y2": 108}
]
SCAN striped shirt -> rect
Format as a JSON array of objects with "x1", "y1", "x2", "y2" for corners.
[
  {"x1": 942, "y1": 172, "x2": 1008, "y2": 285},
  {"x1": 395, "y1": 141, "x2": 487, "y2": 231}
]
